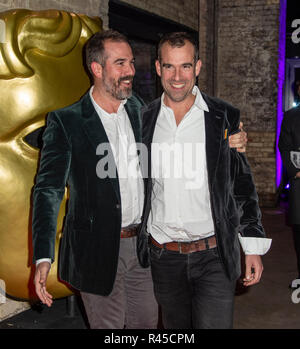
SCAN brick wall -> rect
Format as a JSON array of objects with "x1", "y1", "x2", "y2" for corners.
[
  {"x1": 217, "y1": 0, "x2": 279, "y2": 131},
  {"x1": 215, "y1": 0, "x2": 280, "y2": 206},
  {"x1": 122, "y1": 0, "x2": 198, "y2": 30},
  {"x1": 198, "y1": 0, "x2": 216, "y2": 96},
  {"x1": 247, "y1": 131, "x2": 277, "y2": 207}
]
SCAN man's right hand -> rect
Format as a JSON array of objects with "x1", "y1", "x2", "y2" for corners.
[
  {"x1": 228, "y1": 122, "x2": 247, "y2": 153},
  {"x1": 34, "y1": 262, "x2": 53, "y2": 307}
]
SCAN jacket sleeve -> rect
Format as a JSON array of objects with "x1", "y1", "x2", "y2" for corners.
[
  {"x1": 232, "y1": 151, "x2": 266, "y2": 238},
  {"x1": 278, "y1": 113, "x2": 299, "y2": 179},
  {"x1": 32, "y1": 112, "x2": 71, "y2": 263},
  {"x1": 229, "y1": 108, "x2": 266, "y2": 239}
]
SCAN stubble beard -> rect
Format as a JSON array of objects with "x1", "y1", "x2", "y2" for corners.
[{"x1": 103, "y1": 74, "x2": 133, "y2": 100}]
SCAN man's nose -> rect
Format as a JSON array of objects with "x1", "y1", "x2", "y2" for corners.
[
  {"x1": 125, "y1": 63, "x2": 135, "y2": 76},
  {"x1": 173, "y1": 67, "x2": 181, "y2": 81}
]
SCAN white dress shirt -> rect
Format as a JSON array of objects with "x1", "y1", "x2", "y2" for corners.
[
  {"x1": 90, "y1": 87, "x2": 144, "y2": 228},
  {"x1": 36, "y1": 87, "x2": 144, "y2": 265},
  {"x1": 148, "y1": 86, "x2": 271, "y2": 255}
]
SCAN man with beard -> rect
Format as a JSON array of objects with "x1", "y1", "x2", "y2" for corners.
[
  {"x1": 32, "y1": 30, "x2": 157, "y2": 329},
  {"x1": 32, "y1": 30, "x2": 247, "y2": 329}
]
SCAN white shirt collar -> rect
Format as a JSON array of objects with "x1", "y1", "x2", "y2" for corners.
[
  {"x1": 89, "y1": 85, "x2": 127, "y2": 117},
  {"x1": 161, "y1": 85, "x2": 209, "y2": 113}
]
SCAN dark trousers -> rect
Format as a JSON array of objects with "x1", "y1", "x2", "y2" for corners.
[
  {"x1": 293, "y1": 224, "x2": 300, "y2": 278},
  {"x1": 150, "y1": 244, "x2": 236, "y2": 329}
]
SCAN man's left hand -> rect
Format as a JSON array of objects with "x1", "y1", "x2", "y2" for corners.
[
  {"x1": 229, "y1": 122, "x2": 247, "y2": 152},
  {"x1": 243, "y1": 255, "x2": 263, "y2": 286}
]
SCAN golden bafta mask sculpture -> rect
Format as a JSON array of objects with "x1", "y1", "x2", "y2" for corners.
[{"x1": 0, "y1": 9, "x2": 101, "y2": 300}]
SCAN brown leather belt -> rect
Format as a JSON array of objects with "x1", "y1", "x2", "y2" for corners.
[
  {"x1": 150, "y1": 235, "x2": 217, "y2": 254},
  {"x1": 120, "y1": 224, "x2": 140, "y2": 238}
]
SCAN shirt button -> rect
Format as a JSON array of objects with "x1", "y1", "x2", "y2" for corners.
[{"x1": 116, "y1": 204, "x2": 121, "y2": 209}]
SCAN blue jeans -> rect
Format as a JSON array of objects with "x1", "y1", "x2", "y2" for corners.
[{"x1": 150, "y1": 243, "x2": 236, "y2": 329}]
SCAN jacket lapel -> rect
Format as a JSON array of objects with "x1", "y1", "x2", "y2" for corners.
[
  {"x1": 139, "y1": 98, "x2": 161, "y2": 229},
  {"x1": 80, "y1": 93, "x2": 120, "y2": 203},
  {"x1": 202, "y1": 94, "x2": 226, "y2": 188},
  {"x1": 142, "y1": 99, "x2": 161, "y2": 146},
  {"x1": 141, "y1": 98, "x2": 161, "y2": 178},
  {"x1": 125, "y1": 98, "x2": 142, "y2": 144}
]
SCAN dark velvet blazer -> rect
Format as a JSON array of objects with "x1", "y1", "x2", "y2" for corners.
[
  {"x1": 279, "y1": 106, "x2": 300, "y2": 224},
  {"x1": 32, "y1": 92, "x2": 145, "y2": 296},
  {"x1": 137, "y1": 93, "x2": 266, "y2": 281}
]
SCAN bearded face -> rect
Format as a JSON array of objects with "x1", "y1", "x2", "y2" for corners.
[{"x1": 102, "y1": 71, "x2": 134, "y2": 100}]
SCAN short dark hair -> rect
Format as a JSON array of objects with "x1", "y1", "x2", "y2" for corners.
[
  {"x1": 157, "y1": 32, "x2": 199, "y2": 63},
  {"x1": 85, "y1": 29, "x2": 129, "y2": 74}
]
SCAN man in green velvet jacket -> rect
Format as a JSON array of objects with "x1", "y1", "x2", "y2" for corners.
[{"x1": 32, "y1": 30, "x2": 158, "y2": 329}]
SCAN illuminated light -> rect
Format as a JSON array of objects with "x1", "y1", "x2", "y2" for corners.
[
  {"x1": 16, "y1": 89, "x2": 35, "y2": 109},
  {"x1": 285, "y1": 183, "x2": 290, "y2": 189},
  {"x1": 276, "y1": 0, "x2": 287, "y2": 188},
  {"x1": 19, "y1": 91, "x2": 32, "y2": 105},
  {"x1": 293, "y1": 102, "x2": 297, "y2": 107}
]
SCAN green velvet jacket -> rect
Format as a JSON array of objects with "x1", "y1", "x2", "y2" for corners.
[{"x1": 32, "y1": 92, "x2": 145, "y2": 296}]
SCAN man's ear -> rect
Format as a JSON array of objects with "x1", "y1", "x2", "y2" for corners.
[
  {"x1": 91, "y1": 61, "x2": 103, "y2": 79},
  {"x1": 155, "y1": 60, "x2": 162, "y2": 77},
  {"x1": 196, "y1": 59, "x2": 202, "y2": 77}
]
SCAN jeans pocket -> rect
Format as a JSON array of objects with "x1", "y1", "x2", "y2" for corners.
[
  {"x1": 210, "y1": 247, "x2": 220, "y2": 258},
  {"x1": 150, "y1": 244, "x2": 163, "y2": 260}
]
